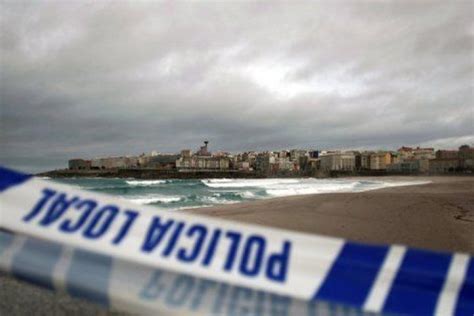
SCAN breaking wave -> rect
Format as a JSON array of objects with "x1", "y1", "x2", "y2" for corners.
[
  {"x1": 52, "y1": 177, "x2": 431, "y2": 210},
  {"x1": 129, "y1": 196, "x2": 183, "y2": 205},
  {"x1": 126, "y1": 180, "x2": 167, "y2": 186},
  {"x1": 202, "y1": 178, "x2": 431, "y2": 198},
  {"x1": 201, "y1": 179, "x2": 300, "y2": 188}
]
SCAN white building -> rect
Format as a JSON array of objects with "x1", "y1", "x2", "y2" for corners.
[{"x1": 319, "y1": 152, "x2": 356, "y2": 171}]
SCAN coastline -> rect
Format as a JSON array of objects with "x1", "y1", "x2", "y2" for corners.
[
  {"x1": 37, "y1": 167, "x2": 473, "y2": 180},
  {"x1": 1, "y1": 177, "x2": 472, "y2": 315},
  {"x1": 36, "y1": 168, "x2": 263, "y2": 179},
  {"x1": 185, "y1": 176, "x2": 474, "y2": 253}
]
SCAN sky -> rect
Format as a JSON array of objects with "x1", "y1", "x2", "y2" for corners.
[{"x1": 1, "y1": 1, "x2": 473, "y2": 173}]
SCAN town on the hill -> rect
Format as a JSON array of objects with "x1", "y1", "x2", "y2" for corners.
[{"x1": 62, "y1": 141, "x2": 474, "y2": 178}]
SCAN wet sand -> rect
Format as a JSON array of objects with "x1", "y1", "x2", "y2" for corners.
[{"x1": 186, "y1": 176, "x2": 474, "y2": 253}]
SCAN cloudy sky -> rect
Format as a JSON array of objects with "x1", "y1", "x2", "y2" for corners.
[{"x1": 1, "y1": 1, "x2": 473, "y2": 172}]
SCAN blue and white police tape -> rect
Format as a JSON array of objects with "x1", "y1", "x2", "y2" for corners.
[
  {"x1": 0, "y1": 230, "x2": 367, "y2": 316},
  {"x1": 0, "y1": 166, "x2": 472, "y2": 315}
]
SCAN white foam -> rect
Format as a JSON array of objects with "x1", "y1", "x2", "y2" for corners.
[
  {"x1": 265, "y1": 179, "x2": 431, "y2": 197},
  {"x1": 177, "y1": 204, "x2": 213, "y2": 210},
  {"x1": 125, "y1": 180, "x2": 166, "y2": 186},
  {"x1": 128, "y1": 196, "x2": 182, "y2": 205},
  {"x1": 200, "y1": 196, "x2": 240, "y2": 205},
  {"x1": 201, "y1": 178, "x2": 301, "y2": 188},
  {"x1": 378, "y1": 180, "x2": 431, "y2": 188},
  {"x1": 123, "y1": 178, "x2": 431, "y2": 208},
  {"x1": 200, "y1": 178, "x2": 431, "y2": 198},
  {"x1": 237, "y1": 191, "x2": 257, "y2": 198}
]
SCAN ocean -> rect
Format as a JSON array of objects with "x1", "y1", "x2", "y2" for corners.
[{"x1": 49, "y1": 177, "x2": 430, "y2": 211}]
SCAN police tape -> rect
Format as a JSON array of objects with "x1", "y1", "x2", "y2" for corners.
[
  {"x1": 0, "y1": 230, "x2": 363, "y2": 316},
  {"x1": 0, "y1": 166, "x2": 472, "y2": 315}
]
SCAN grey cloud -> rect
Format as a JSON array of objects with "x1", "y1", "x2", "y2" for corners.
[{"x1": 1, "y1": 0, "x2": 473, "y2": 173}]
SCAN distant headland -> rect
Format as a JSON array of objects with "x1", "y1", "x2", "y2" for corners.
[{"x1": 38, "y1": 141, "x2": 474, "y2": 179}]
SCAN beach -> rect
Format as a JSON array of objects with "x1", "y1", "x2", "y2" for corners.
[
  {"x1": 187, "y1": 176, "x2": 474, "y2": 253},
  {"x1": 1, "y1": 176, "x2": 472, "y2": 315}
]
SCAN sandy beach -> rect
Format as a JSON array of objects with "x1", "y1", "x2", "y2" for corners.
[
  {"x1": 187, "y1": 176, "x2": 474, "y2": 253},
  {"x1": 1, "y1": 176, "x2": 473, "y2": 315}
]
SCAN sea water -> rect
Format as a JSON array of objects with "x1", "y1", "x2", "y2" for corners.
[{"x1": 48, "y1": 177, "x2": 429, "y2": 211}]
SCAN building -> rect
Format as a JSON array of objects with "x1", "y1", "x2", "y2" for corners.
[
  {"x1": 387, "y1": 160, "x2": 423, "y2": 173},
  {"x1": 181, "y1": 149, "x2": 192, "y2": 158},
  {"x1": 278, "y1": 151, "x2": 290, "y2": 159},
  {"x1": 145, "y1": 155, "x2": 179, "y2": 169},
  {"x1": 459, "y1": 145, "x2": 474, "y2": 170},
  {"x1": 273, "y1": 156, "x2": 291, "y2": 171},
  {"x1": 429, "y1": 145, "x2": 474, "y2": 173},
  {"x1": 197, "y1": 141, "x2": 211, "y2": 156},
  {"x1": 176, "y1": 155, "x2": 230, "y2": 170},
  {"x1": 369, "y1": 152, "x2": 391, "y2": 170},
  {"x1": 397, "y1": 146, "x2": 414, "y2": 160},
  {"x1": 319, "y1": 152, "x2": 356, "y2": 171},
  {"x1": 308, "y1": 150, "x2": 319, "y2": 159},
  {"x1": 68, "y1": 159, "x2": 91, "y2": 170},
  {"x1": 235, "y1": 161, "x2": 250, "y2": 171},
  {"x1": 436, "y1": 150, "x2": 458, "y2": 159},
  {"x1": 198, "y1": 157, "x2": 229, "y2": 170},
  {"x1": 306, "y1": 158, "x2": 320, "y2": 172},
  {"x1": 176, "y1": 155, "x2": 195, "y2": 169},
  {"x1": 212, "y1": 151, "x2": 230, "y2": 158},
  {"x1": 90, "y1": 156, "x2": 138, "y2": 169},
  {"x1": 390, "y1": 152, "x2": 401, "y2": 165},
  {"x1": 397, "y1": 146, "x2": 435, "y2": 160},
  {"x1": 176, "y1": 141, "x2": 231, "y2": 171},
  {"x1": 290, "y1": 149, "x2": 307, "y2": 162},
  {"x1": 255, "y1": 153, "x2": 276, "y2": 174},
  {"x1": 66, "y1": 142, "x2": 472, "y2": 176},
  {"x1": 429, "y1": 158, "x2": 461, "y2": 173},
  {"x1": 359, "y1": 152, "x2": 373, "y2": 170},
  {"x1": 413, "y1": 147, "x2": 435, "y2": 160}
]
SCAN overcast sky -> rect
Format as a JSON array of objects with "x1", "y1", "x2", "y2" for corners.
[{"x1": 1, "y1": 1, "x2": 473, "y2": 172}]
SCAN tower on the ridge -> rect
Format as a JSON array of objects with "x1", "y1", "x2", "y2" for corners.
[{"x1": 197, "y1": 140, "x2": 211, "y2": 156}]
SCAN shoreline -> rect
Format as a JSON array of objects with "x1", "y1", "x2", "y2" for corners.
[
  {"x1": 36, "y1": 167, "x2": 474, "y2": 179},
  {"x1": 184, "y1": 176, "x2": 474, "y2": 253},
  {"x1": 36, "y1": 168, "x2": 264, "y2": 179}
]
